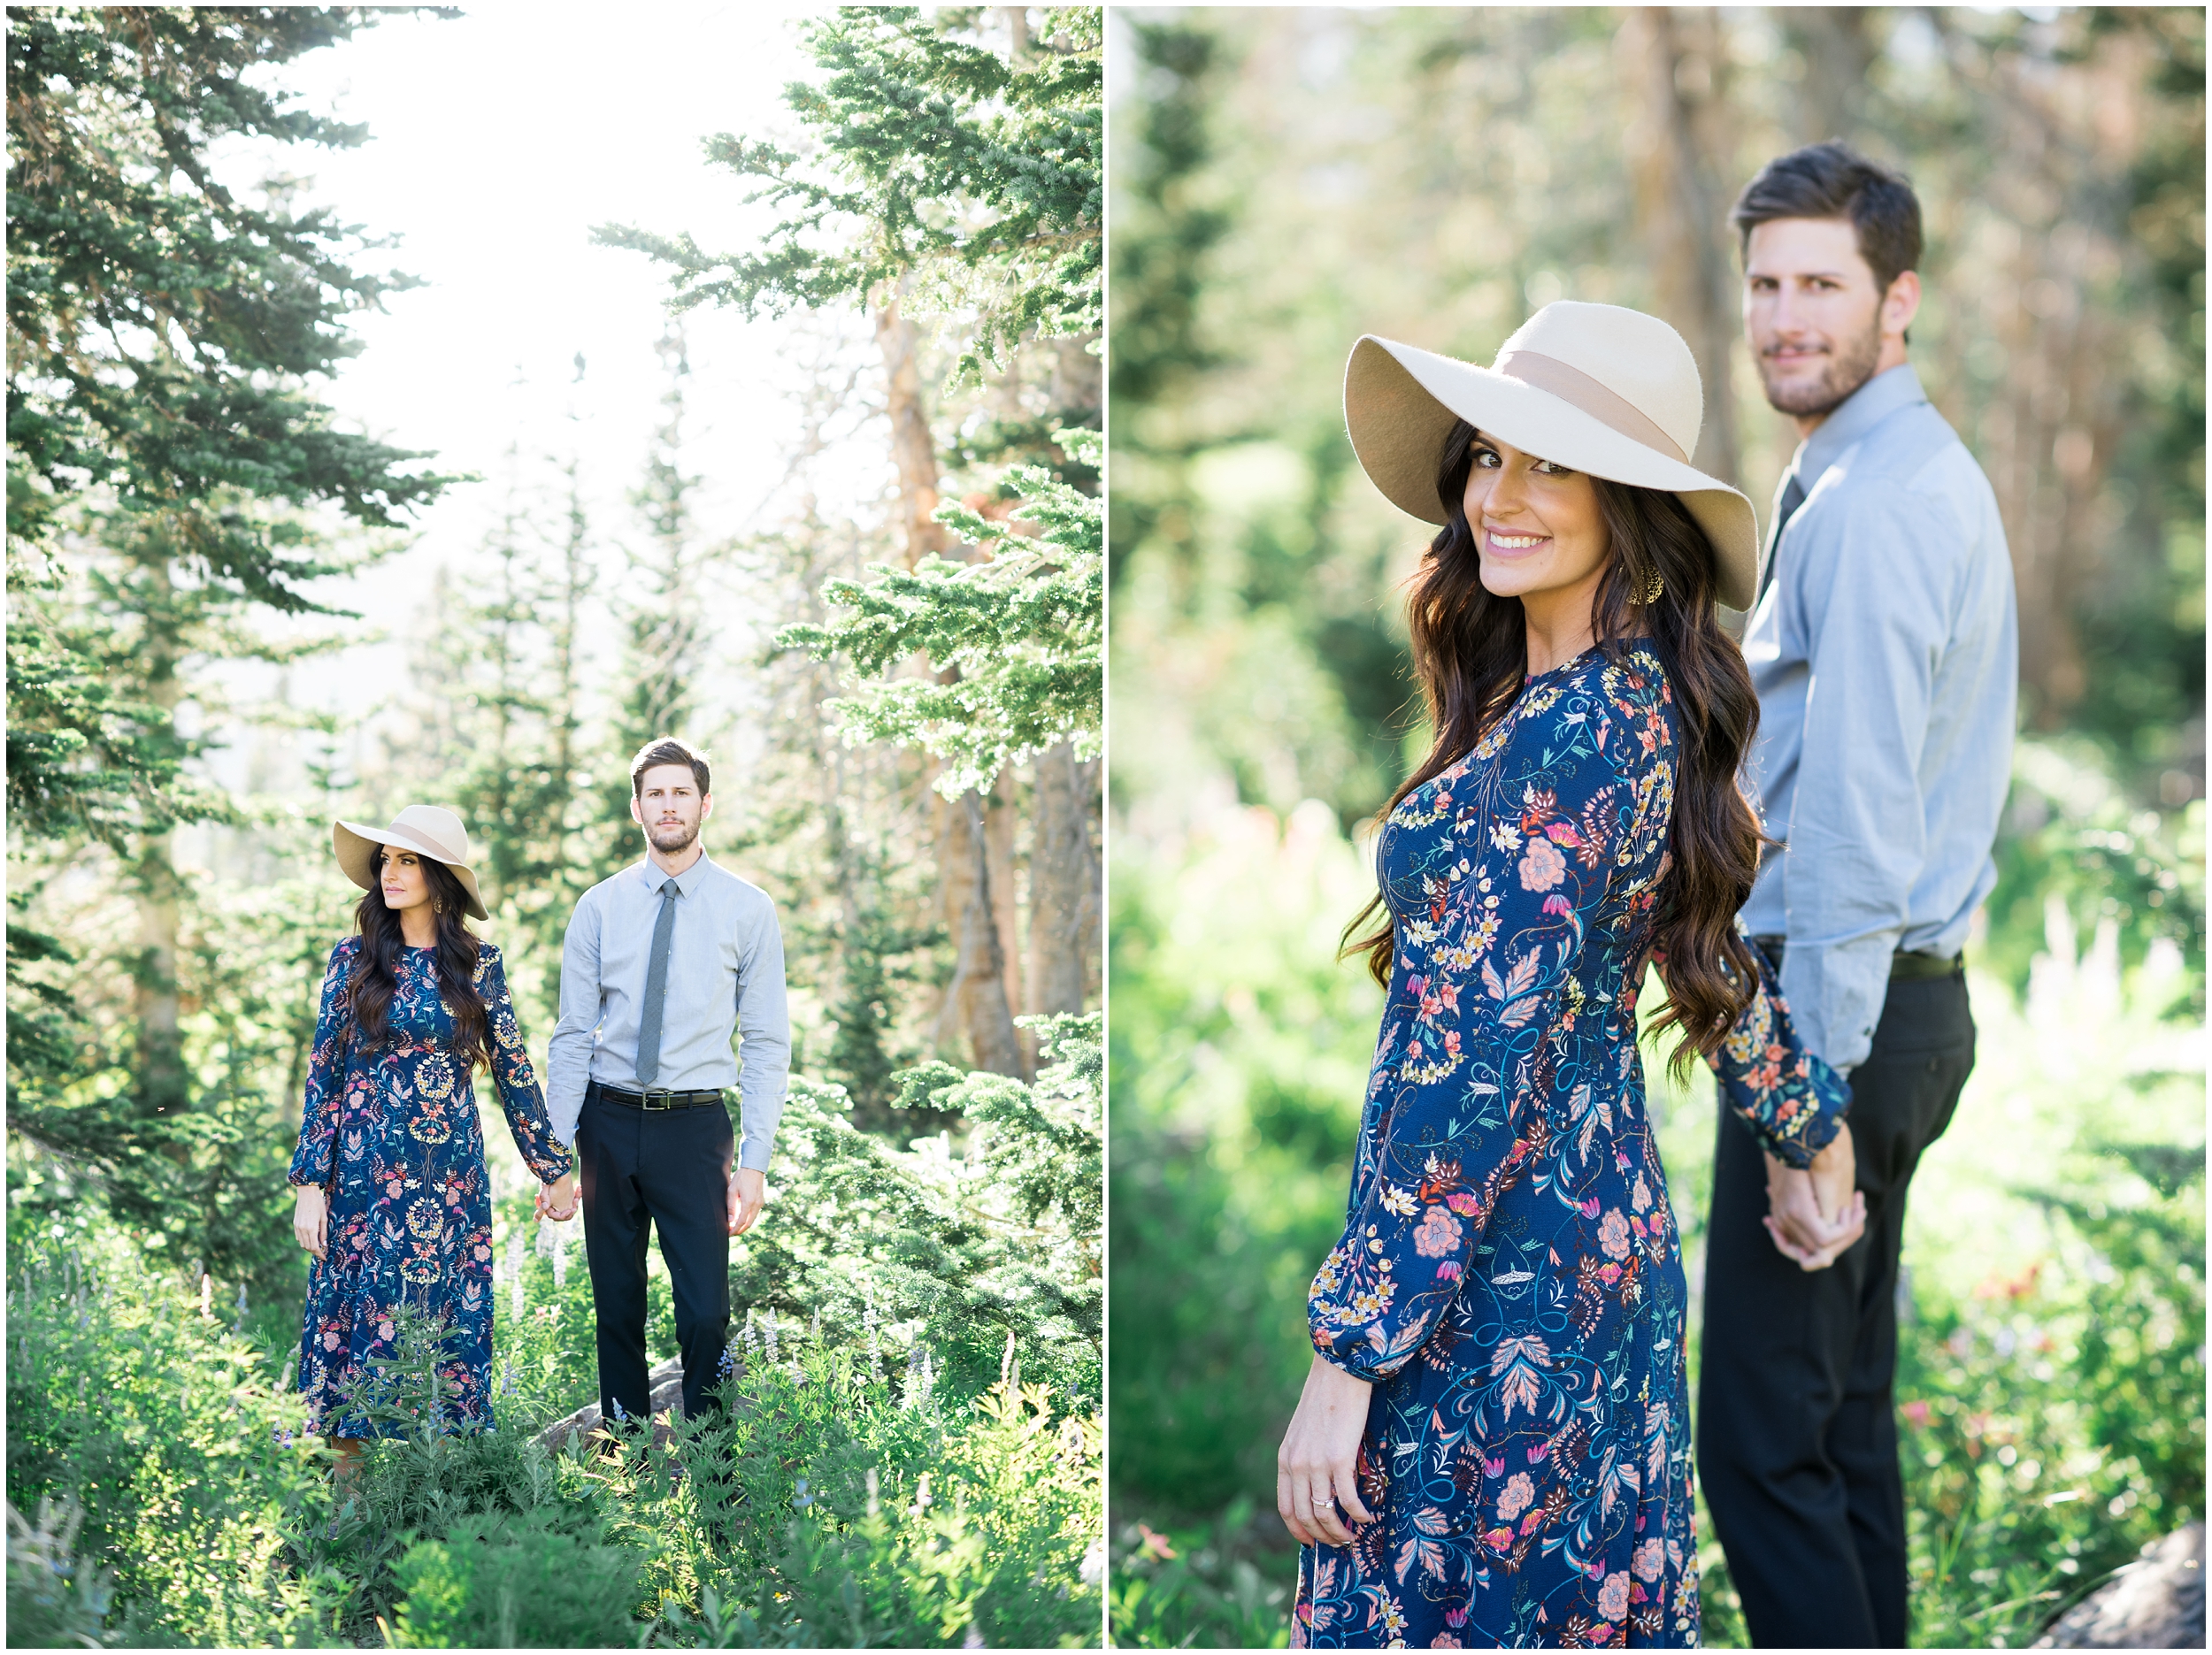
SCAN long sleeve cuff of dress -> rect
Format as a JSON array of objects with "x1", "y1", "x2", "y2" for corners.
[
  {"x1": 1307, "y1": 1241, "x2": 1432, "y2": 1383},
  {"x1": 1722, "y1": 1048, "x2": 1851, "y2": 1169},
  {"x1": 1310, "y1": 1337, "x2": 1394, "y2": 1387}
]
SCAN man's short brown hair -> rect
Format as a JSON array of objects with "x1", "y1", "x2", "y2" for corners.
[
  {"x1": 1731, "y1": 141, "x2": 1924, "y2": 295},
  {"x1": 629, "y1": 737, "x2": 711, "y2": 798}
]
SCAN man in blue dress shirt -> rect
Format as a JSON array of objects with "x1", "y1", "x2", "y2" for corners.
[
  {"x1": 1699, "y1": 144, "x2": 2019, "y2": 1647},
  {"x1": 545, "y1": 737, "x2": 791, "y2": 1426}
]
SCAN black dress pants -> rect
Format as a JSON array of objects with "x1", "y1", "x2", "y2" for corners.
[
  {"x1": 1697, "y1": 968, "x2": 1976, "y2": 1648},
  {"x1": 574, "y1": 1086, "x2": 734, "y2": 1424}
]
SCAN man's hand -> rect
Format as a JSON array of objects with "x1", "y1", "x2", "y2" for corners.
[
  {"x1": 535, "y1": 1170, "x2": 579, "y2": 1222},
  {"x1": 727, "y1": 1167, "x2": 765, "y2": 1236},
  {"x1": 293, "y1": 1186, "x2": 328, "y2": 1260},
  {"x1": 1763, "y1": 1120, "x2": 1865, "y2": 1270},
  {"x1": 1277, "y1": 1353, "x2": 1376, "y2": 1547}
]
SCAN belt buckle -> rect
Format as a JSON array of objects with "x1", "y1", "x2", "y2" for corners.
[{"x1": 640, "y1": 1087, "x2": 677, "y2": 1111}]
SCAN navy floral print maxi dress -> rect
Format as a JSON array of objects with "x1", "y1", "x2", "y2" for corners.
[
  {"x1": 1294, "y1": 643, "x2": 1849, "y2": 1650},
  {"x1": 288, "y1": 939, "x2": 572, "y2": 1438}
]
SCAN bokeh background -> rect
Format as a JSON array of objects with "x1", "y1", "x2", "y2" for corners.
[{"x1": 1105, "y1": 8, "x2": 2203, "y2": 1647}]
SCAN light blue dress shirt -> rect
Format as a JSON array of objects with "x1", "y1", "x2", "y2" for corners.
[
  {"x1": 1740, "y1": 364, "x2": 2018, "y2": 1074},
  {"x1": 544, "y1": 852, "x2": 791, "y2": 1170}
]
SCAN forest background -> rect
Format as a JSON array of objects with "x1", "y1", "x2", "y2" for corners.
[
  {"x1": 8, "y1": 5, "x2": 1104, "y2": 1647},
  {"x1": 1107, "y1": 7, "x2": 2203, "y2": 1650}
]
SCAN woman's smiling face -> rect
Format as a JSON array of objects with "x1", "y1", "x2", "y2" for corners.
[{"x1": 1462, "y1": 431, "x2": 1611, "y2": 604}]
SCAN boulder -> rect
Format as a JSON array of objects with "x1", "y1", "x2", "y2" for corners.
[
  {"x1": 532, "y1": 1354, "x2": 687, "y2": 1455},
  {"x1": 2035, "y1": 1524, "x2": 2204, "y2": 1649}
]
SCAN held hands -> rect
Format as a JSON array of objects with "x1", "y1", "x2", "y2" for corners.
[
  {"x1": 1763, "y1": 1119, "x2": 1865, "y2": 1270},
  {"x1": 293, "y1": 1186, "x2": 328, "y2": 1261},
  {"x1": 1277, "y1": 1353, "x2": 1376, "y2": 1547},
  {"x1": 726, "y1": 1167, "x2": 765, "y2": 1237},
  {"x1": 534, "y1": 1171, "x2": 579, "y2": 1222}
]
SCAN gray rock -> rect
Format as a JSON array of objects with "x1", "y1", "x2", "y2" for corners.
[
  {"x1": 532, "y1": 1354, "x2": 688, "y2": 1455},
  {"x1": 2035, "y1": 1524, "x2": 2204, "y2": 1649}
]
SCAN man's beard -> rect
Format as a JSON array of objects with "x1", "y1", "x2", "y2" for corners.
[
  {"x1": 1758, "y1": 310, "x2": 1884, "y2": 418},
  {"x1": 647, "y1": 818, "x2": 700, "y2": 854}
]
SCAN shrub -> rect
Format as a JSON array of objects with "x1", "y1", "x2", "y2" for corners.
[{"x1": 384, "y1": 1511, "x2": 643, "y2": 1649}]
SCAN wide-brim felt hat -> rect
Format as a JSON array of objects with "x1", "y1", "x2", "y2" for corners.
[
  {"x1": 1343, "y1": 300, "x2": 1761, "y2": 610},
  {"x1": 333, "y1": 804, "x2": 488, "y2": 922}
]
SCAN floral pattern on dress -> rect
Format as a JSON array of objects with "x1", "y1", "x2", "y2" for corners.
[
  {"x1": 1295, "y1": 642, "x2": 1849, "y2": 1649},
  {"x1": 288, "y1": 938, "x2": 570, "y2": 1438}
]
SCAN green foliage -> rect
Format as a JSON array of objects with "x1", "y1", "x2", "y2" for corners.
[
  {"x1": 778, "y1": 430, "x2": 1102, "y2": 797},
  {"x1": 384, "y1": 1511, "x2": 643, "y2": 1649},
  {"x1": 736, "y1": 1013, "x2": 1103, "y2": 1404},
  {"x1": 5, "y1": 555, "x2": 204, "y2": 848},
  {"x1": 7, "y1": 1494, "x2": 119, "y2": 1651},
  {"x1": 1110, "y1": 1498, "x2": 1294, "y2": 1650},
  {"x1": 3, "y1": 1208, "x2": 340, "y2": 1646},
  {"x1": 8, "y1": 856, "x2": 350, "y2": 1297},
  {"x1": 686, "y1": 1362, "x2": 1104, "y2": 1648},
  {"x1": 1107, "y1": 805, "x2": 1379, "y2": 1511},
  {"x1": 597, "y1": 6, "x2": 1102, "y2": 382},
  {"x1": 5, "y1": 5, "x2": 454, "y2": 572},
  {"x1": 8, "y1": 1172, "x2": 1103, "y2": 1648},
  {"x1": 6, "y1": 7, "x2": 458, "y2": 851},
  {"x1": 1981, "y1": 737, "x2": 2205, "y2": 1008}
]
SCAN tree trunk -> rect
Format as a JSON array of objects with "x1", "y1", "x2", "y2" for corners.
[
  {"x1": 1783, "y1": 9, "x2": 1876, "y2": 147},
  {"x1": 874, "y1": 288, "x2": 950, "y2": 569},
  {"x1": 987, "y1": 768, "x2": 1024, "y2": 1059},
  {"x1": 132, "y1": 559, "x2": 186, "y2": 1121},
  {"x1": 1618, "y1": 8, "x2": 1742, "y2": 490},
  {"x1": 948, "y1": 790, "x2": 1023, "y2": 1077},
  {"x1": 1051, "y1": 330, "x2": 1103, "y2": 428},
  {"x1": 1026, "y1": 741, "x2": 1094, "y2": 1020},
  {"x1": 133, "y1": 829, "x2": 186, "y2": 1118}
]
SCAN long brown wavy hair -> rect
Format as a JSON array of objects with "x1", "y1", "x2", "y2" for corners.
[
  {"x1": 347, "y1": 847, "x2": 490, "y2": 1072},
  {"x1": 1343, "y1": 418, "x2": 1766, "y2": 1078}
]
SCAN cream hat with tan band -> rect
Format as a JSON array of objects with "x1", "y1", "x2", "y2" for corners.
[
  {"x1": 1343, "y1": 300, "x2": 1760, "y2": 610},
  {"x1": 333, "y1": 805, "x2": 488, "y2": 922}
]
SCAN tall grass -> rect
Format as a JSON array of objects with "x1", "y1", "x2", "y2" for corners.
[{"x1": 6, "y1": 1027, "x2": 1106, "y2": 1647}]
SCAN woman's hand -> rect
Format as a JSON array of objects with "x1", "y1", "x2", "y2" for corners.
[
  {"x1": 1763, "y1": 1120, "x2": 1865, "y2": 1269},
  {"x1": 1276, "y1": 1352, "x2": 1376, "y2": 1547},
  {"x1": 535, "y1": 1171, "x2": 579, "y2": 1222},
  {"x1": 294, "y1": 1186, "x2": 328, "y2": 1260}
]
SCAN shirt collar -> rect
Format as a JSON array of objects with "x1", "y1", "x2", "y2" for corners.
[
  {"x1": 637, "y1": 850, "x2": 713, "y2": 898},
  {"x1": 1794, "y1": 363, "x2": 1928, "y2": 482}
]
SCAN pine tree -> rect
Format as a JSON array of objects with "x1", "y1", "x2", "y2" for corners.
[
  {"x1": 599, "y1": 7, "x2": 1103, "y2": 1075},
  {"x1": 6, "y1": 9, "x2": 453, "y2": 1285},
  {"x1": 7, "y1": 8, "x2": 457, "y2": 819}
]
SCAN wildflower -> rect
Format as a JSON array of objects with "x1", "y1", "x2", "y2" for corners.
[
  {"x1": 863, "y1": 1285, "x2": 883, "y2": 1382},
  {"x1": 793, "y1": 1476, "x2": 811, "y2": 1510},
  {"x1": 865, "y1": 1467, "x2": 879, "y2": 1520},
  {"x1": 763, "y1": 1314, "x2": 780, "y2": 1366}
]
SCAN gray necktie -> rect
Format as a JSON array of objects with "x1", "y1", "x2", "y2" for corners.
[
  {"x1": 1756, "y1": 471, "x2": 1807, "y2": 608},
  {"x1": 634, "y1": 881, "x2": 679, "y2": 1088}
]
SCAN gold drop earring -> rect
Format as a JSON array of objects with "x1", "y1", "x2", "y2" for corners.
[{"x1": 1636, "y1": 569, "x2": 1665, "y2": 606}]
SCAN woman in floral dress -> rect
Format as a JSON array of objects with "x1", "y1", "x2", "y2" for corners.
[
  {"x1": 288, "y1": 805, "x2": 577, "y2": 1472},
  {"x1": 1279, "y1": 305, "x2": 1857, "y2": 1648}
]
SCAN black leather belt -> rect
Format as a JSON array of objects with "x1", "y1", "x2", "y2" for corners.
[
  {"x1": 588, "y1": 1079, "x2": 725, "y2": 1112},
  {"x1": 1751, "y1": 936, "x2": 1962, "y2": 981}
]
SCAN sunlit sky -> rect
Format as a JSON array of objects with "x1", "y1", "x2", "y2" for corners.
[{"x1": 197, "y1": 4, "x2": 889, "y2": 800}]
